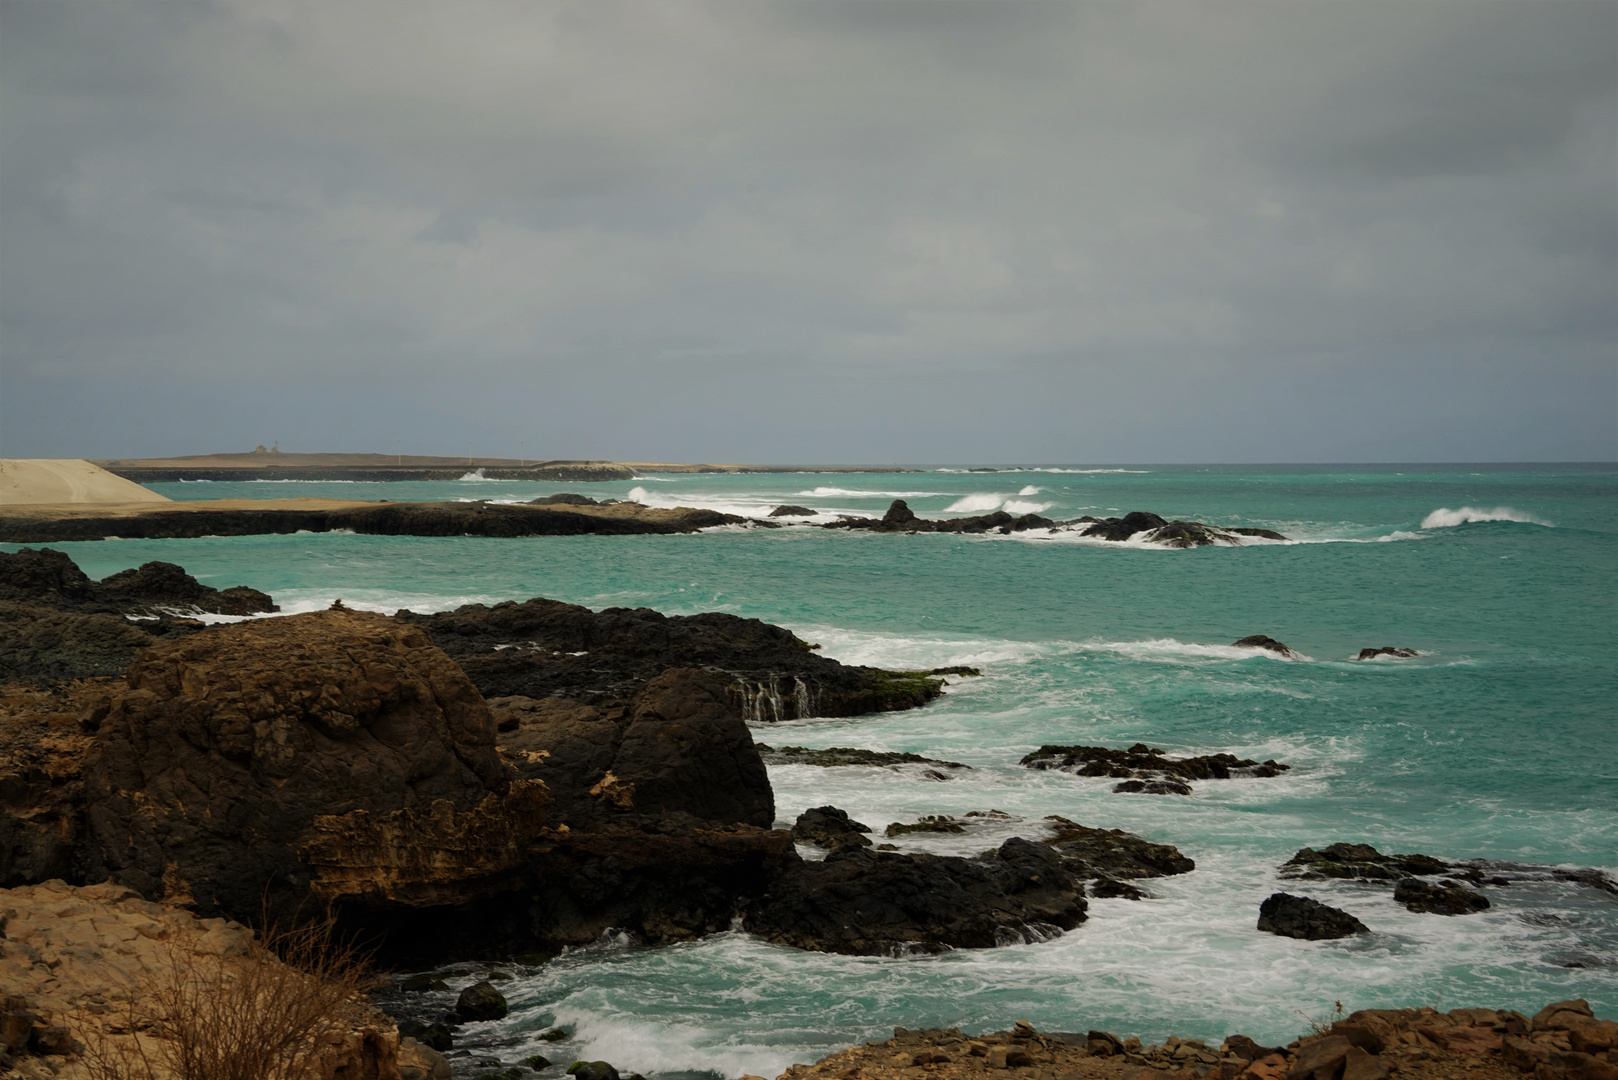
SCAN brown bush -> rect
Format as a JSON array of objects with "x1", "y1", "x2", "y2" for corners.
[{"x1": 77, "y1": 917, "x2": 378, "y2": 1080}]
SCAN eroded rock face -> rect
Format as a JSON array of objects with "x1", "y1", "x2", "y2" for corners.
[
  {"x1": 82, "y1": 609, "x2": 512, "y2": 920},
  {"x1": 1256, "y1": 892, "x2": 1369, "y2": 940},
  {"x1": 403, "y1": 598, "x2": 944, "y2": 720},
  {"x1": 492, "y1": 668, "x2": 773, "y2": 830}
]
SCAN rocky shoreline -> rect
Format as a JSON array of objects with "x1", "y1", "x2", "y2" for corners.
[
  {"x1": 0, "y1": 496, "x2": 1287, "y2": 548},
  {"x1": 1, "y1": 547, "x2": 1613, "y2": 1080}
]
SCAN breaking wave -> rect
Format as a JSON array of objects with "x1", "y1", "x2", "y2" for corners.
[
  {"x1": 1421, "y1": 507, "x2": 1550, "y2": 529},
  {"x1": 945, "y1": 494, "x2": 1007, "y2": 513}
]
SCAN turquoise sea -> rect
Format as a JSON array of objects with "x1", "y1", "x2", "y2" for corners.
[{"x1": 9, "y1": 464, "x2": 1615, "y2": 1075}]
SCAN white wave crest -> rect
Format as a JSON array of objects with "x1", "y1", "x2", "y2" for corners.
[
  {"x1": 1420, "y1": 506, "x2": 1550, "y2": 529},
  {"x1": 1018, "y1": 485, "x2": 1041, "y2": 496},
  {"x1": 795, "y1": 487, "x2": 941, "y2": 498},
  {"x1": 1003, "y1": 500, "x2": 1054, "y2": 515},
  {"x1": 945, "y1": 493, "x2": 1004, "y2": 513}
]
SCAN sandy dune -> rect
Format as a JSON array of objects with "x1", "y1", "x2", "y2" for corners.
[{"x1": 0, "y1": 459, "x2": 172, "y2": 506}]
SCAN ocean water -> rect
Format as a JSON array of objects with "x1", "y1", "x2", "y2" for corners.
[{"x1": 11, "y1": 464, "x2": 1616, "y2": 1074}]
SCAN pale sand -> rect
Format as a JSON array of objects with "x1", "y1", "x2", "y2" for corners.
[{"x1": 0, "y1": 459, "x2": 171, "y2": 507}]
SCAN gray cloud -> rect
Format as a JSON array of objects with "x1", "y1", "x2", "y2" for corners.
[{"x1": 1, "y1": 0, "x2": 1612, "y2": 462}]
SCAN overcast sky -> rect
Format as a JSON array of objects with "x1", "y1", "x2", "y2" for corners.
[{"x1": 2, "y1": 0, "x2": 1613, "y2": 463}]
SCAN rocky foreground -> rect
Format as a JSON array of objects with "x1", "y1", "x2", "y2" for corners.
[{"x1": 765, "y1": 1005, "x2": 1618, "y2": 1080}]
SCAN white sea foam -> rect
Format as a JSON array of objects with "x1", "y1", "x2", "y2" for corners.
[
  {"x1": 1017, "y1": 485, "x2": 1041, "y2": 496},
  {"x1": 624, "y1": 485, "x2": 791, "y2": 518},
  {"x1": 945, "y1": 493, "x2": 1005, "y2": 513},
  {"x1": 1421, "y1": 506, "x2": 1550, "y2": 529},
  {"x1": 796, "y1": 487, "x2": 943, "y2": 498},
  {"x1": 1002, "y1": 499, "x2": 1055, "y2": 515}
]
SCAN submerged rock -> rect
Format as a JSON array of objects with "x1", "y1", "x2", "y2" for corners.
[
  {"x1": 1021, "y1": 743, "x2": 1289, "y2": 795},
  {"x1": 886, "y1": 815, "x2": 967, "y2": 837},
  {"x1": 1356, "y1": 646, "x2": 1419, "y2": 660},
  {"x1": 1282, "y1": 843, "x2": 1450, "y2": 881},
  {"x1": 757, "y1": 744, "x2": 970, "y2": 772},
  {"x1": 1393, "y1": 877, "x2": 1491, "y2": 915},
  {"x1": 1257, "y1": 892, "x2": 1369, "y2": 940},
  {"x1": 1231, "y1": 634, "x2": 1302, "y2": 658}
]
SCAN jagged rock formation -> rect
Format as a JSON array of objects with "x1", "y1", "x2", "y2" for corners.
[
  {"x1": 1020, "y1": 743, "x2": 1289, "y2": 795},
  {"x1": 0, "y1": 547, "x2": 277, "y2": 684},
  {"x1": 1282, "y1": 842, "x2": 1451, "y2": 881},
  {"x1": 404, "y1": 597, "x2": 946, "y2": 720},
  {"x1": 1256, "y1": 892, "x2": 1369, "y2": 940},
  {"x1": 819, "y1": 501, "x2": 1288, "y2": 546}
]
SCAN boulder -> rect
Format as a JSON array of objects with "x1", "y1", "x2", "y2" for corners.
[
  {"x1": 1392, "y1": 877, "x2": 1490, "y2": 915},
  {"x1": 1232, "y1": 635, "x2": 1302, "y2": 659},
  {"x1": 81, "y1": 609, "x2": 515, "y2": 921},
  {"x1": 454, "y1": 980, "x2": 508, "y2": 1022},
  {"x1": 881, "y1": 500, "x2": 920, "y2": 527},
  {"x1": 769, "y1": 505, "x2": 816, "y2": 517},
  {"x1": 568, "y1": 1063, "x2": 622, "y2": 1080},
  {"x1": 1256, "y1": 893, "x2": 1369, "y2": 940},
  {"x1": 1286, "y1": 1035, "x2": 1353, "y2": 1080},
  {"x1": 791, "y1": 806, "x2": 873, "y2": 850},
  {"x1": 1079, "y1": 511, "x2": 1168, "y2": 542},
  {"x1": 1533, "y1": 1000, "x2": 1597, "y2": 1032}
]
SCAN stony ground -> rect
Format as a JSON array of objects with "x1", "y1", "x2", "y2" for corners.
[{"x1": 755, "y1": 1004, "x2": 1618, "y2": 1080}]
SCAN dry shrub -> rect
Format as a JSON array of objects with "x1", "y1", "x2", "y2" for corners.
[{"x1": 79, "y1": 917, "x2": 375, "y2": 1080}]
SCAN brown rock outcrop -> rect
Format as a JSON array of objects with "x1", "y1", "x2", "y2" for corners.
[{"x1": 80, "y1": 609, "x2": 513, "y2": 922}]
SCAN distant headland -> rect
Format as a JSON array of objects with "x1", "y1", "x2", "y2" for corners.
[{"x1": 92, "y1": 451, "x2": 919, "y2": 483}]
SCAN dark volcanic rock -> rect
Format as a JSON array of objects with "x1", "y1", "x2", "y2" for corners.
[
  {"x1": 745, "y1": 837, "x2": 1087, "y2": 955},
  {"x1": 1393, "y1": 877, "x2": 1491, "y2": 915},
  {"x1": 757, "y1": 744, "x2": 970, "y2": 772},
  {"x1": 0, "y1": 549, "x2": 277, "y2": 685},
  {"x1": 492, "y1": 669, "x2": 774, "y2": 830},
  {"x1": 1356, "y1": 647, "x2": 1419, "y2": 660},
  {"x1": 791, "y1": 806, "x2": 873, "y2": 850},
  {"x1": 529, "y1": 493, "x2": 599, "y2": 506},
  {"x1": 1113, "y1": 779, "x2": 1193, "y2": 795},
  {"x1": 769, "y1": 505, "x2": 816, "y2": 517},
  {"x1": 1020, "y1": 743, "x2": 1289, "y2": 793},
  {"x1": 1041, "y1": 816, "x2": 1196, "y2": 880},
  {"x1": 1257, "y1": 892, "x2": 1369, "y2": 940},
  {"x1": 404, "y1": 597, "x2": 945, "y2": 720},
  {"x1": 1077, "y1": 511, "x2": 1168, "y2": 542},
  {"x1": 1282, "y1": 843, "x2": 1450, "y2": 882},
  {"x1": 1232, "y1": 635, "x2": 1302, "y2": 659},
  {"x1": 455, "y1": 980, "x2": 509, "y2": 1022},
  {"x1": 1, "y1": 548, "x2": 274, "y2": 617},
  {"x1": 886, "y1": 815, "x2": 967, "y2": 837}
]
